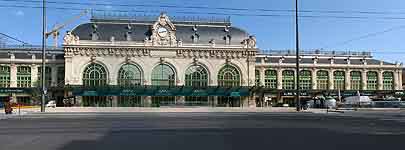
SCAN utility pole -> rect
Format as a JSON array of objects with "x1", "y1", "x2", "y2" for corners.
[
  {"x1": 41, "y1": 0, "x2": 46, "y2": 112},
  {"x1": 295, "y1": 0, "x2": 301, "y2": 111}
]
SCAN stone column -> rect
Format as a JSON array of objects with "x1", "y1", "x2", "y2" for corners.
[
  {"x1": 311, "y1": 68, "x2": 317, "y2": 90},
  {"x1": 112, "y1": 96, "x2": 118, "y2": 107},
  {"x1": 176, "y1": 96, "x2": 186, "y2": 105},
  {"x1": 260, "y1": 67, "x2": 265, "y2": 86},
  {"x1": 31, "y1": 64, "x2": 38, "y2": 87},
  {"x1": 51, "y1": 66, "x2": 58, "y2": 87},
  {"x1": 10, "y1": 64, "x2": 17, "y2": 87},
  {"x1": 399, "y1": 70, "x2": 403, "y2": 90},
  {"x1": 277, "y1": 69, "x2": 283, "y2": 89},
  {"x1": 345, "y1": 69, "x2": 351, "y2": 90},
  {"x1": 328, "y1": 70, "x2": 334, "y2": 90},
  {"x1": 361, "y1": 70, "x2": 367, "y2": 90},
  {"x1": 394, "y1": 69, "x2": 400, "y2": 90},
  {"x1": 378, "y1": 70, "x2": 383, "y2": 90}
]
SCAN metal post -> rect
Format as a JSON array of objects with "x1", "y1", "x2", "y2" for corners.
[
  {"x1": 295, "y1": 0, "x2": 301, "y2": 111},
  {"x1": 41, "y1": 0, "x2": 46, "y2": 112}
]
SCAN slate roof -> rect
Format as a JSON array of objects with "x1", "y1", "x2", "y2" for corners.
[{"x1": 71, "y1": 21, "x2": 249, "y2": 45}]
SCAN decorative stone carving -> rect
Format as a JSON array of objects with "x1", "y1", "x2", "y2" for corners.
[
  {"x1": 151, "y1": 13, "x2": 177, "y2": 46},
  {"x1": 241, "y1": 35, "x2": 257, "y2": 48},
  {"x1": 63, "y1": 31, "x2": 79, "y2": 45},
  {"x1": 177, "y1": 39, "x2": 183, "y2": 47},
  {"x1": 209, "y1": 39, "x2": 215, "y2": 47}
]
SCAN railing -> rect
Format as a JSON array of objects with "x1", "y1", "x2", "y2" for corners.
[
  {"x1": 0, "y1": 44, "x2": 62, "y2": 50},
  {"x1": 260, "y1": 49, "x2": 372, "y2": 57},
  {"x1": 90, "y1": 10, "x2": 231, "y2": 24}
]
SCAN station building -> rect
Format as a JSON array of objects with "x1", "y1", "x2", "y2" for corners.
[{"x1": 0, "y1": 13, "x2": 403, "y2": 107}]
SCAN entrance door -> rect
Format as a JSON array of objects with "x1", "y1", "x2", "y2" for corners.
[
  {"x1": 82, "y1": 96, "x2": 110, "y2": 107},
  {"x1": 152, "y1": 96, "x2": 175, "y2": 107},
  {"x1": 217, "y1": 96, "x2": 241, "y2": 107},
  {"x1": 118, "y1": 96, "x2": 142, "y2": 107},
  {"x1": 185, "y1": 96, "x2": 208, "y2": 106}
]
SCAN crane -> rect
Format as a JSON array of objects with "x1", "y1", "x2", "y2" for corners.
[{"x1": 45, "y1": 9, "x2": 89, "y2": 47}]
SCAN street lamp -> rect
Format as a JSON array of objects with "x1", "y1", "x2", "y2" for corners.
[
  {"x1": 41, "y1": 0, "x2": 47, "y2": 112},
  {"x1": 295, "y1": 0, "x2": 301, "y2": 111}
]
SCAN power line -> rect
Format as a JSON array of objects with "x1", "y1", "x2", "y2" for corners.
[
  {"x1": 0, "y1": 32, "x2": 30, "y2": 45},
  {"x1": 3, "y1": 4, "x2": 405, "y2": 21},
  {"x1": 322, "y1": 24, "x2": 405, "y2": 49},
  {"x1": 2, "y1": 0, "x2": 405, "y2": 15}
]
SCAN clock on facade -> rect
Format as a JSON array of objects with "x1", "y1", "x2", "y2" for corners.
[{"x1": 157, "y1": 27, "x2": 168, "y2": 37}]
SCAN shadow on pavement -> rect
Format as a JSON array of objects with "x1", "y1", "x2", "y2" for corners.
[{"x1": 57, "y1": 128, "x2": 403, "y2": 150}]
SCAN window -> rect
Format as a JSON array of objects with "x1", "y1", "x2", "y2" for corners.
[
  {"x1": 83, "y1": 63, "x2": 107, "y2": 87},
  {"x1": 151, "y1": 64, "x2": 175, "y2": 86},
  {"x1": 57, "y1": 66, "x2": 65, "y2": 86},
  {"x1": 118, "y1": 64, "x2": 142, "y2": 86},
  {"x1": 317, "y1": 70, "x2": 329, "y2": 90},
  {"x1": 218, "y1": 65, "x2": 240, "y2": 87},
  {"x1": 264, "y1": 70, "x2": 277, "y2": 89},
  {"x1": 367, "y1": 71, "x2": 378, "y2": 90},
  {"x1": 255, "y1": 70, "x2": 261, "y2": 86},
  {"x1": 37, "y1": 66, "x2": 52, "y2": 87},
  {"x1": 351, "y1": 71, "x2": 362, "y2": 90},
  {"x1": 17, "y1": 66, "x2": 31, "y2": 87},
  {"x1": 383, "y1": 72, "x2": 394, "y2": 90},
  {"x1": 185, "y1": 65, "x2": 209, "y2": 106},
  {"x1": 185, "y1": 65, "x2": 208, "y2": 87},
  {"x1": 0, "y1": 66, "x2": 10, "y2": 87},
  {"x1": 282, "y1": 70, "x2": 295, "y2": 90},
  {"x1": 299, "y1": 70, "x2": 312, "y2": 90},
  {"x1": 334, "y1": 71, "x2": 345, "y2": 90}
]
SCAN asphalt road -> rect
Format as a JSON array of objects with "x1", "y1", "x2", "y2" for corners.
[{"x1": 0, "y1": 112, "x2": 404, "y2": 150}]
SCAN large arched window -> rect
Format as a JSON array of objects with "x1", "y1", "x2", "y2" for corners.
[
  {"x1": 351, "y1": 71, "x2": 362, "y2": 90},
  {"x1": 383, "y1": 72, "x2": 394, "y2": 90},
  {"x1": 83, "y1": 63, "x2": 107, "y2": 87},
  {"x1": 334, "y1": 71, "x2": 345, "y2": 90},
  {"x1": 282, "y1": 70, "x2": 295, "y2": 90},
  {"x1": 0, "y1": 66, "x2": 10, "y2": 87},
  {"x1": 151, "y1": 64, "x2": 175, "y2": 86},
  {"x1": 118, "y1": 64, "x2": 142, "y2": 86},
  {"x1": 367, "y1": 71, "x2": 378, "y2": 90},
  {"x1": 218, "y1": 65, "x2": 240, "y2": 87},
  {"x1": 17, "y1": 66, "x2": 31, "y2": 87},
  {"x1": 264, "y1": 70, "x2": 277, "y2": 89},
  {"x1": 255, "y1": 70, "x2": 261, "y2": 86},
  {"x1": 299, "y1": 70, "x2": 312, "y2": 90},
  {"x1": 317, "y1": 70, "x2": 329, "y2": 90},
  {"x1": 185, "y1": 65, "x2": 208, "y2": 87}
]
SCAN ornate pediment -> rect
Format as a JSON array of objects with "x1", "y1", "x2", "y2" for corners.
[{"x1": 150, "y1": 13, "x2": 177, "y2": 46}]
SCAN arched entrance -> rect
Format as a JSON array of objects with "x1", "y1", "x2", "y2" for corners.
[
  {"x1": 82, "y1": 63, "x2": 109, "y2": 107},
  {"x1": 185, "y1": 65, "x2": 209, "y2": 106},
  {"x1": 217, "y1": 64, "x2": 241, "y2": 107},
  {"x1": 117, "y1": 63, "x2": 143, "y2": 107},
  {"x1": 151, "y1": 64, "x2": 176, "y2": 107}
]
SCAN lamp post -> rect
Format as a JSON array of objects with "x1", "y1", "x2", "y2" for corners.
[
  {"x1": 295, "y1": 0, "x2": 301, "y2": 111},
  {"x1": 41, "y1": 0, "x2": 46, "y2": 112}
]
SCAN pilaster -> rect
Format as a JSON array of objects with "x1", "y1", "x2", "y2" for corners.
[
  {"x1": 51, "y1": 66, "x2": 58, "y2": 87},
  {"x1": 10, "y1": 64, "x2": 17, "y2": 87},
  {"x1": 345, "y1": 69, "x2": 351, "y2": 90},
  {"x1": 361, "y1": 70, "x2": 367, "y2": 90},
  {"x1": 277, "y1": 69, "x2": 282, "y2": 89},
  {"x1": 394, "y1": 69, "x2": 400, "y2": 90},
  {"x1": 328, "y1": 70, "x2": 334, "y2": 90},
  {"x1": 378, "y1": 70, "x2": 383, "y2": 90},
  {"x1": 31, "y1": 64, "x2": 38, "y2": 87},
  {"x1": 311, "y1": 68, "x2": 317, "y2": 90}
]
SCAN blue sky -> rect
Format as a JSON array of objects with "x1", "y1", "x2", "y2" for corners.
[{"x1": 1, "y1": 0, "x2": 405, "y2": 63}]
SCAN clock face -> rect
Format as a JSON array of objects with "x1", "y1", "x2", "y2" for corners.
[{"x1": 157, "y1": 27, "x2": 168, "y2": 37}]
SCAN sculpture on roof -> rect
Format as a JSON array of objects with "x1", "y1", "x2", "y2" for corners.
[
  {"x1": 63, "y1": 31, "x2": 79, "y2": 45},
  {"x1": 241, "y1": 35, "x2": 256, "y2": 48}
]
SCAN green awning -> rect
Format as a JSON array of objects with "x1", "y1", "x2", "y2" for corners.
[{"x1": 71, "y1": 85, "x2": 250, "y2": 97}]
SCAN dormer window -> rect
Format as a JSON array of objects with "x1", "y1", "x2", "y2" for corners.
[
  {"x1": 91, "y1": 32, "x2": 99, "y2": 40},
  {"x1": 191, "y1": 34, "x2": 200, "y2": 43},
  {"x1": 224, "y1": 35, "x2": 231, "y2": 45},
  {"x1": 126, "y1": 24, "x2": 132, "y2": 41}
]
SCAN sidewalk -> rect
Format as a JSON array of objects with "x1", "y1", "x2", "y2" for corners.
[{"x1": 15, "y1": 107, "x2": 307, "y2": 113}]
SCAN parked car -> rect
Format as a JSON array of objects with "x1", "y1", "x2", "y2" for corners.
[{"x1": 46, "y1": 100, "x2": 56, "y2": 108}]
